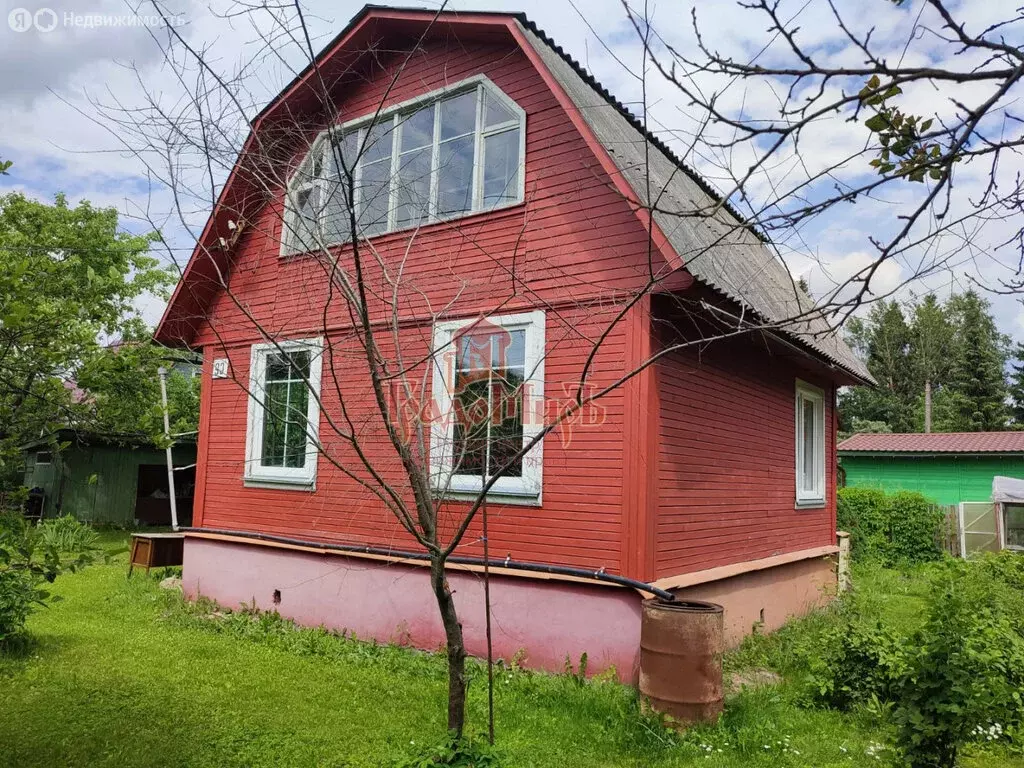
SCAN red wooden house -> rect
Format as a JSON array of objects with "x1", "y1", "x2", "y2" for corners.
[{"x1": 156, "y1": 6, "x2": 871, "y2": 680}]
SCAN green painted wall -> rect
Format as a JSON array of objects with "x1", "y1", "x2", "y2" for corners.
[
  {"x1": 840, "y1": 453, "x2": 1024, "y2": 506},
  {"x1": 22, "y1": 443, "x2": 196, "y2": 525}
]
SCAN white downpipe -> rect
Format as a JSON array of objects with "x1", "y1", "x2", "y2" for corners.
[{"x1": 157, "y1": 366, "x2": 179, "y2": 531}]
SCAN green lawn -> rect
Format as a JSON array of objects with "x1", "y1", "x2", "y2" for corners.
[{"x1": 0, "y1": 542, "x2": 1019, "y2": 767}]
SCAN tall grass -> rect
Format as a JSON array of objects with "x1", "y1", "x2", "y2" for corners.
[{"x1": 37, "y1": 515, "x2": 98, "y2": 553}]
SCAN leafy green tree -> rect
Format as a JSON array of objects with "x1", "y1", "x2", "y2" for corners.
[
  {"x1": 0, "y1": 193, "x2": 171, "y2": 480},
  {"x1": 945, "y1": 292, "x2": 1009, "y2": 431},
  {"x1": 75, "y1": 323, "x2": 200, "y2": 442}
]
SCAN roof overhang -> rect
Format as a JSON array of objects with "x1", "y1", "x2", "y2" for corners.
[{"x1": 20, "y1": 429, "x2": 197, "y2": 451}]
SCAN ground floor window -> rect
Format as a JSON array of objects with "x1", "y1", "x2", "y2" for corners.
[
  {"x1": 244, "y1": 338, "x2": 323, "y2": 486},
  {"x1": 795, "y1": 381, "x2": 825, "y2": 506},
  {"x1": 430, "y1": 310, "x2": 544, "y2": 501}
]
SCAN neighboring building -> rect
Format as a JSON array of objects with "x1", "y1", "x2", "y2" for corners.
[
  {"x1": 838, "y1": 432, "x2": 1024, "y2": 506},
  {"x1": 21, "y1": 430, "x2": 197, "y2": 527},
  {"x1": 154, "y1": 6, "x2": 870, "y2": 680}
]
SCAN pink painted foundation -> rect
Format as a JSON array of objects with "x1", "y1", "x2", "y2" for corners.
[{"x1": 183, "y1": 536, "x2": 836, "y2": 683}]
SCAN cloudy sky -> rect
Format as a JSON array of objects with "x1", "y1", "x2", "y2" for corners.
[{"x1": 1, "y1": 0, "x2": 1021, "y2": 338}]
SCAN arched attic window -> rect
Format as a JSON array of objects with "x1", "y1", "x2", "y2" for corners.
[{"x1": 282, "y1": 75, "x2": 525, "y2": 255}]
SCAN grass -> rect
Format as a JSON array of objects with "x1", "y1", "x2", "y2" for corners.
[{"x1": 0, "y1": 544, "x2": 1021, "y2": 767}]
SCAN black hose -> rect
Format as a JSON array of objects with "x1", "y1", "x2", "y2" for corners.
[{"x1": 181, "y1": 526, "x2": 676, "y2": 601}]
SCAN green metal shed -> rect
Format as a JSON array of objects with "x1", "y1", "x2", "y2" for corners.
[
  {"x1": 21, "y1": 430, "x2": 197, "y2": 527},
  {"x1": 838, "y1": 432, "x2": 1024, "y2": 506}
]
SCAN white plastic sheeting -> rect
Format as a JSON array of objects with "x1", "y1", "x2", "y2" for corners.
[{"x1": 992, "y1": 475, "x2": 1024, "y2": 503}]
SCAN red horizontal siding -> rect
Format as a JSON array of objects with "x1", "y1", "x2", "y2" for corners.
[
  {"x1": 653, "y1": 333, "x2": 837, "y2": 579},
  {"x1": 192, "y1": 37, "x2": 661, "y2": 348},
  {"x1": 199, "y1": 302, "x2": 633, "y2": 573},
  {"x1": 187, "y1": 29, "x2": 840, "y2": 584},
  {"x1": 187, "y1": 33, "x2": 668, "y2": 575}
]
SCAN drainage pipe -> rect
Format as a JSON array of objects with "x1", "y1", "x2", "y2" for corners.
[{"x1": 181, "y1": 526, "x2": 676, "y2": 601}]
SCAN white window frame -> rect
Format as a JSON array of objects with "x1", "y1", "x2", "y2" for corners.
[
  {"x1": 35, "y1": 451, "x2": 53, "y2": 465},
  {"x1": 795, "y1": 380, "x2": 826, "y2": 507},
  {"x1": 281, "y1": 74, "x2": 526, "y2": 256},
  {"x1": 430, "y1": 310, "x2": 545, "y2": 504},
  {"x1": 244, "y1": 338, "x2": 324, "y2": 488},
  {"x1": 999, "y1": 503, "x2": 1024, "y2": 552}
]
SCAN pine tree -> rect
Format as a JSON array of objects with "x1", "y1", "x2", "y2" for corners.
[
  {"x1": 1009, "y1": 342, "x2": 1024, "y2": 425},
  {"x1": 909, "y1": 295, "x2": 953, "y2": 433},
  {"x1": 945, "y1": 291, "x2": 1009, "y2": 431},
  {"x1": 840, "y1": 292, "x2": 1013, "y2": 434},
  {"x1": 839, "y1": 301, "x2": 916, "y2": 432}
]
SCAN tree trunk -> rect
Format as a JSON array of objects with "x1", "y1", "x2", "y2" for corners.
[
  {"x1": 430, "y1": 557, "x2": 467, "y2": 735},
  {"x1": 924, "y1": 378, "x2": 932, "y2": 433}
]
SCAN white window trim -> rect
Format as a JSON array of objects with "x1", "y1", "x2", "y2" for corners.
[
  {"x1": 430, "y1": 310, "x2": 545, "y2": 504},
  {"x1": 244, "y1": 337, "x2": 324, "y2": 488},
  {"x1": 795, "y1": 380, "x2": 826, "y2": 507},
  {"x1": 280, "y1": 74, "x2": 527, "y2": 256}
]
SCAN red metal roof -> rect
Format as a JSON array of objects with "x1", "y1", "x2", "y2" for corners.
[{"x1": 838, "y1": 432, "x2": 1024, "y2": 454}]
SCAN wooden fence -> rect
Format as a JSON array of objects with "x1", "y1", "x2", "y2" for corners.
[{"x1": 935, "y1": 504, "x2": 960, "y2": 557}]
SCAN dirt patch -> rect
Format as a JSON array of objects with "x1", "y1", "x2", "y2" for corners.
[
  {"x1": 727, "y1": 668, "x2": 782, "y2": 694},
  {"x1": 159, "y1": 576, "x2": 183, "y2": 592}
]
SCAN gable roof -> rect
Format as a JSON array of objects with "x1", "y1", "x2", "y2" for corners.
[
  {"x1": 838, "y1": 432, "x2": 1024, "y2": 454},
  {"x1": 155, "y1": 5, "x2": 871, "y2": 384}
]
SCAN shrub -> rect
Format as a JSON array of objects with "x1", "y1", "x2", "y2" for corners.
[
  {"x1": 0, "y1": 514, "x2": 98, "y2": 647},
  {"x1": 804, "y1": 610, "x2": 907, "y2": 710},
  {"x1": 893, "y1": 560, "x2": 1024, "y2": 767},
  {"x1": 0, "y1": 525, "x2": 60, "y2": 645},
  {"x1": 799, "y1": 554, "x2": 1024, "y2": 766},
  {"x1": 0, "y1": 564, "x2": 51, "y2": 647},
  {"x1": 837, "y1": 487, "x2": 944, "y2": 565},
  {"x1": 837, "y1": 488, "x2": 889, "y2": 559},
  {"x1": 888, "y1": 492, "x2": 946, "y2": 565}
]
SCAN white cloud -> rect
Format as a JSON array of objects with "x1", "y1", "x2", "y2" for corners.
[{"x1": 0, "y1": 0, "x2": 1021, "y2": 339}]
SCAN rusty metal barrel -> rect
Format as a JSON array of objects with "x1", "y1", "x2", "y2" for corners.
[{"x1": 639, "y1": 598, "x2": 724, "y2": 725}]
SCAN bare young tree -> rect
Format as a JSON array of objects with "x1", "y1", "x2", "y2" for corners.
[
  {"x1": 613, "y1": 0, "x2": 1024, "y2": 312},
  {"x1": 79, "y1": 0, "x2": 982, "y2": 738}
]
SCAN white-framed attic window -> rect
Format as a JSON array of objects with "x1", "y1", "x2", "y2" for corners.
[
  {"x1": 281, "y1": 74, "x2": 526, "y2": 255},
  {"x1": 244, "y1": 338, "x2": 324, "y2": 487},
  {"x1": 795, "y1": 380, "x2": 826, "y2": 507},
  {"x1": 430, "y1": 310, "x2": 545, "y2": 504}
]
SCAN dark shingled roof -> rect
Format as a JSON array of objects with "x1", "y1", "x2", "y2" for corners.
[{"x1": 510, "y1": 16, "x2": 870, "y2": 382}]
